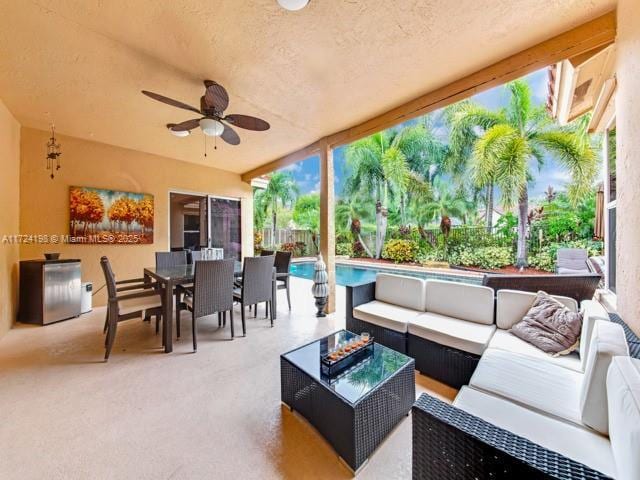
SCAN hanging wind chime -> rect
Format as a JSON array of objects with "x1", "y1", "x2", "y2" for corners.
[{"x1": 46, "y1": 124, "x2": 62, "y2": 179}]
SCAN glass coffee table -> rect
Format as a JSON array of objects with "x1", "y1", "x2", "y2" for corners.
[{"x1": 280, "y1": 330, "x2": 415, "y2": 472}]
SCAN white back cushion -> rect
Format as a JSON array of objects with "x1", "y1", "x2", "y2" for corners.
[
  {"x1": 579, "y1": 300, "x2": 610, "y2": 370},
  {"x1": 579, "y1": 320, "x2": 629, "y2": 434},
  {"x1": 425, "y1": 280, "x2": 495, "y2": 325},
  {"x1": 607, "y1": 356, "x2": 640, "y2": 480},
  {"x1": 375, "y1": 273, "x2": 426, "y2": 311},
  {"x1": 495, "y1": 289, "x2": 577, "y2": 330}
]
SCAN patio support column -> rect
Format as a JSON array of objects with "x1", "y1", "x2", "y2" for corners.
[
  {"x1": 319, "y1": 141, "x2": 336, "y2": 314},
  {"x1": 616, "y1": 0, "x2": 640, "y2": 336}
]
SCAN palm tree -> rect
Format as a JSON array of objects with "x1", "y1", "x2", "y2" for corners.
[
  {"x1": 335, "y1": 197, "x2": 373, "y2": 257},
  {"x1": 421, "y1": 181, "x2": 467, "y2": 236},
  {"x1": 260, "y1": 172, "x2": 299, "y2": 247},
  {"x1": 446, "y1": 99, "x2": 505, "y2": 231},
  {"x1": 344, "y1": 124, "x2": 432, "y2": 258},
  {"x1": 544, "y1": 185, "x2": 557, "y2": 203},
  {"x1": 467, "y1": 80, "x2": 597, "y2": 267}
]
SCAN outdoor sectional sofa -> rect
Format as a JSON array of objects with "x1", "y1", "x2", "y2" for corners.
[
  {"x1": 346, "y1": 273, "x2": 610, "y2": 387},
  {"x1": 346, "y1": 273, "x2": 638, "y2": 479}
]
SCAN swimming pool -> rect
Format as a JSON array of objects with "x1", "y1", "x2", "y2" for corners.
[{"x1": 289, "y1": 262, "x2": 481, "y2": 286}]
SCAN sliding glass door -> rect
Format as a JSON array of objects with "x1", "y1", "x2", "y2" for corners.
[{"x1": 207, "y1": 196, "x2": 242, "y2": 261}]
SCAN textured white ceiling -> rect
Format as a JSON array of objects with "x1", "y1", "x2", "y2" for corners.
[{"x1": 0, "y1": 0, "x2": 615, "y2": 173}]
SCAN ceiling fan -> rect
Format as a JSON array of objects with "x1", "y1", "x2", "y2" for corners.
[{"x1": 141, "y1": 80, "x2": 270, "y2": 146}]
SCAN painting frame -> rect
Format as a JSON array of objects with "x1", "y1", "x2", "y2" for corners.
[{"x1": 69, "y1": 186, "x2": 154, "y2": 244}]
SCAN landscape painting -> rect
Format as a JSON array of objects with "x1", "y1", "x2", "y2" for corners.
[{"x1": 69, "y1": 186, "x2": 154, "y2": 244}]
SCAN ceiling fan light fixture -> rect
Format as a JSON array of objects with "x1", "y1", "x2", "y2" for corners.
[
  {"x1": 199, "y1": 118, "x2": 225, "y2": 137},
  {"x1": 277, "y1": 0, "x2": 309, "y2": 11},
  {"x1": 168, "y1": 128, "x2": 190, "y2": 137}
]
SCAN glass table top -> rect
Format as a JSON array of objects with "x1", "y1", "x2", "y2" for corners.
[
  {"x1": 282, "y1": 330, "x2": 413, "y2": 405},
  {"x1": 145, "y1": 261, "x2": 242, "y2": 281}
]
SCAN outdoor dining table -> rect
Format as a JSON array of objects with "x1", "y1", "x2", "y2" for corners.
[{"x1": 144, "y1": 261, "x2": 277, "y2": 353}]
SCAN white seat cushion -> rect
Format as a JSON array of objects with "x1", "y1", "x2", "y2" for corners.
[
  {"x1": 579, "y1": 320, "x2": 629, "y2": 434},
  {"x1": 408, "y1": 312, "x2": 496, "y2": 356},
  {"x1": 607, "y1": 356, "x2": 640, "y2": 480},
  {"x1": 425, "y1": 280, "x2": 495, "y2": 325},
  {"x1": 353, "y1": 300, "x2": 421, "y2": 333},
  {"x1": 496, "y1": 289, "x2": 578, "y2": 330},
  {"x1": 469, "y1": 348, "x2": 584, "y2": 425},
  {"x1": 119, "y1": 293, "x2": 162, "y2": 316},
  {"x1": 488, "y1": 329, "x2": 582, "y2": 371},
  {"x1": 184, "y1": 295, "x2": 193, "y2": 308},
  {"x1": 454, "y1": 386, "x2": 616, "y2": 478},
  {"x1": 375, "y1": 273, "x2": 426, "y2": 311}
]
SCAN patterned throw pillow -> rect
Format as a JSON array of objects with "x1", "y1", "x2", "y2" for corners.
[{"x1": 510, "y1": 290, "x2": 583, "y2": 356}]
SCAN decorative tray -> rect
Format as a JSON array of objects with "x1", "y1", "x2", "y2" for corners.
[{"x1": 321, "y1": 336, "x2": 374, "y2": 376}]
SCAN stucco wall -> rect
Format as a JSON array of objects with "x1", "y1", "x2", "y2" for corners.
[
  {"x1": 19, "y1": 128, "x2": 253, "y2": 307},
  {"x1": 615, "y1": 0, "x2": 640, "y2": 335},
  {"x1": 0, "y1": 99, "x2": 21, "y2": 338}
]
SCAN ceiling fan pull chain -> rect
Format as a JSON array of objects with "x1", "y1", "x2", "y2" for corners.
[{"x1": 204, "y1": 134, "x2": 207, "y2": 157}]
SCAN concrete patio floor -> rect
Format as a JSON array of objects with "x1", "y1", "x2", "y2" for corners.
[{"x1": 0, "y1": 277, "x2": 455, "y2": 480}]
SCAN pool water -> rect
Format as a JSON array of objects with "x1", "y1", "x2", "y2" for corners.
[{"x1": 290, "y1": 262, "x2": 481, "y2": 286}]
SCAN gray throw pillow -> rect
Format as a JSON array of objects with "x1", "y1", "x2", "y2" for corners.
[{"x1": 510, "y1": 290, "x2": 583, "y2": 356}]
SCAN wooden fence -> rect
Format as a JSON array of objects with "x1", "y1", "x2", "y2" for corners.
[{"x1": 260, "y1": 228, "x2": 316, "y2": 251}]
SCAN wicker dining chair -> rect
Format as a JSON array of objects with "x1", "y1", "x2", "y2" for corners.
[
  {"x1": 261, "y1": 250, "x2": 274, "y2": 256},
  {"x1": 274, "y1": 251, "x2": 292, "y2": 310},
  {"x1": 234, "y1": 255, "x2": 275, "y2": 335},
  {"x1": 102, "y1": 274, "x2": 158, "y2": 334},
  {"x1": 100, "y1": 256, "x2": 163, "y2": 361},
  {"x1": 155, "y1": 250, "x2": 187, "y2": 268},
  {"x1": 179, "y1": 259, "x2": 235, "y2": 351}
]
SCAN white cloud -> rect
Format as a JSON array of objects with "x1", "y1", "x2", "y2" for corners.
[{"x1": 281, "y1": 162, "x2": 302, "y2": 173}]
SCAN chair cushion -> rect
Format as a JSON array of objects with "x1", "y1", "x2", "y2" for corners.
[
  {"x1": 579, "y1": 320, "x2": 629, "y2": 435},
  {"x1": 375, "y1": 273, "x2": 426, "y2": 311},
  {"x1": 353, "y1": 300, "x2": 421, "y2": 333},
  {"x1": 119, "y1": 293, "x2": 162, "y2": 316},
  {"x1": 488, "y1": 329, "x2": 582, "y2": 372},
  {"x1": 496, "y1": 289, "x2": 577, "y2": 330},
  {"x1": 469, "y1": 348, "x2": 584, "y2": 425},
  {"x1": 425, "y1": 280, "x2": 495, "y2": 325},
  {"x1": 454, "y1": 386, "x2": 616, "y2": 478},
  {"x1": 607, "y1": 356, "x2": 640, "y2": 480},
  {"x1": 184, "y1": 295, "x2": 193, "y2": 308},
  {"x1": 408, "y1": 312, "x2": 496, "y2": 356},
  {"x1": 509, "y1": 291, "x2": 583, "y2": 356}
]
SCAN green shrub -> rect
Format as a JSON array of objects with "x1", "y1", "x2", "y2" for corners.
[
  {"x1": 450, "y1": 246, "x2": 514, "y2": 270},
  {"x1": 382, "y1": 239, "x2": 419, "y2": 263},
  {"x1": 336, "y1": 243, "x2": 353, "y2": 256}
]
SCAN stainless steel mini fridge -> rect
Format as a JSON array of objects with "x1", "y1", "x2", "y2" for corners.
[{"x1": 19, "y1": 259, "x2": 82, "y2": 325}]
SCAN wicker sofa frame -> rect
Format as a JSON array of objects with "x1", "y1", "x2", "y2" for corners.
[
  {"x1": 408, "y1": 335, "x2": 480, "y2": 389},
  {"x1": 412, "y1": 393, "x2": 611, "y2": 480},
  {"x1": 482, "y1": 273, "x2": 601, "y2": 304}
]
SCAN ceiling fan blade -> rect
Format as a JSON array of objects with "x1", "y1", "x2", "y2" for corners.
[
  {"x1": 141, "y1": 90, "x2": 201, "y2": 114},
  {"x1": 169, "y1": 118, "x2": 201, "y2": 131},
  {"x1": 220, "y1": 123, "x2": 240, "y2": 145},
  {"x1": 203, "y1": 80, "x2": 229, "y2": 112},
  {"x1": 224, "y1": 114, "x2": 270, "y2": 131}
]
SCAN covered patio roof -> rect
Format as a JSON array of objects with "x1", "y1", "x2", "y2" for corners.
[{"x1": 0, "y1": 0, "x2": 614, "y2": 175}]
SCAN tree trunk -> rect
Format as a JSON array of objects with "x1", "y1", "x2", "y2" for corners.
[
  {"x1": 375, "y1": 201, "x2": 387, "y2": 258},
  {"x1": 272, "y1": 203, "x2": 277, "y2": 248},
  {"x1": 486, "y1": 184, "x2": 494, "y2": 232},
  {"x1": 516, "y1": 188, "x2": 529, "y2": 268}
]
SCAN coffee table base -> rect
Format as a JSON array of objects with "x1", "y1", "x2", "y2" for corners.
[{"x1": 280, "y1": 356, "x2": 415, "y2": 471}]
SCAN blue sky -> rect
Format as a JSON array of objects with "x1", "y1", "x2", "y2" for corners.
[{"x1": 278, "y1": 68, "x2": 586, "y2": 202}]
